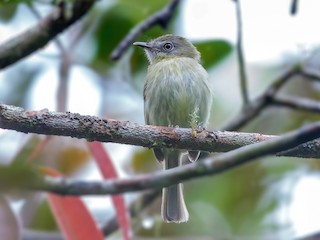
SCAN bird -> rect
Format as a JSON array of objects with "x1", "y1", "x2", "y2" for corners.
[{"x1": 133, "y1": 34, "x2": 212, "y2": 223}]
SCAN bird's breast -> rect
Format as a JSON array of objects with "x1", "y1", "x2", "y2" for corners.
[{"x1": 144, "y1": 58, "x2": 212, "y2": 127}]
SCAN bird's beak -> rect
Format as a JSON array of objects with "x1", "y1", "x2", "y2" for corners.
[{"x1": 133, "y1": 42, "x2": 151, "y2": 49}]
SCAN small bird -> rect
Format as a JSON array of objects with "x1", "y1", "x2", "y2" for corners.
[{"x1": 134, "y1": 35, "x2": 212, "y2": 223}]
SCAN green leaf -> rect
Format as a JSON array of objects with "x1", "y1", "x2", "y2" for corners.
[
  {"x1": 194, "y1": 40, "x2": 233, "y2": 69},
  {"x1": 0, "y1": 163, "x2": 41, "y2": 191},
  {"x1": 0, "y1": 3, "x2": 18, "y2": 21},
  {"x1": 30, "y1": 200, "x2": 58, "y2": 231},
  {"x1": 93, "y1": 0, "x2": 168, "y2": 65},
  {"x1": 130, "y1": 149, "x2": 159, "y2": 174},
  {"x1": 0, "y1": 136, "x2": 43, "y2": 191},
  {"x1": 94, "y1": 6, "x2": 135, "y2": 64}
]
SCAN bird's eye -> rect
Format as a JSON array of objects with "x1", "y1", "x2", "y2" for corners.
[{"x1": 162, "y1": 42, "x2": 174, "y2": 51}]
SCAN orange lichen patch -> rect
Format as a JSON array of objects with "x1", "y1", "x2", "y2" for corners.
[{"x1": 38, "y1": 166, "x2": 61, "y2": 177}]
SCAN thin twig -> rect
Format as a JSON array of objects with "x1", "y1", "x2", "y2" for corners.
[
  {"x1": 290, "y1": 0, "x2": 299, "y2": 15},
  {"x1": 110, "y1": 0, "x2": 181, "y2": 61},
  {"x1": 222, "y1": 66, "x2": 300, "y2": 131},
  {"x1": 0, "y1": 0, "x2": 95, "y2": 69},
  {"x1": 299, "y1": 70, "x2": 320, "y2": 81},
  {"x1": 271, "y1": 95, "x2": 320, "y2": 113},
  {"x1": 234, "y1": 0, "x2": 249, "y2": 105},
  {"x1": 57, "y1": 52, "x2": 71, "y2": 112},
  {"x1": 29, "y1": 121, "x2": 320, "y2": 196}
]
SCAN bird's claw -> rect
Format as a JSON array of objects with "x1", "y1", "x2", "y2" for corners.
[{"x1": 191, "y1": 126, "x2": 206, "y2": 138}]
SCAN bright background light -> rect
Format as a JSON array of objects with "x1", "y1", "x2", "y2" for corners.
[{"x1": 1, "y1": 0, "x2": 320, "y2": 238}]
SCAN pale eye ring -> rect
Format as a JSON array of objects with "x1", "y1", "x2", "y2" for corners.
[{"x1": 162, "y1": 42, "x2": 174, "y2": 51}]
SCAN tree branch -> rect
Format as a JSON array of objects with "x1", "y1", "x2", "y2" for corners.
[
  {"x1": 110, "y1": 0, "x2": 181, "y2": 61},
  {"x1": 29, "y1": 121, "x2": 320, "y2": 196},
  {"x1": 0, "y1": 0, "x2": 95, "y2": 69},
  {"x1": 222, "y1": 66, "x2": 300, "y2": 131},
  {"x1": 290, "y1": 0, "x2": 299, "y2": 15},
  {"x1": 0, "y1": 103, "x2": 319, "y2": 158},
  {"x1": 234, "y1": 0, "x2": 249, "y2": 105},
  {"x1": 299, "y1": 69, "x2": 320, "y2": 82},
  {"x1": 271, "y1": 95, "x2": 320, "y2": 113}
]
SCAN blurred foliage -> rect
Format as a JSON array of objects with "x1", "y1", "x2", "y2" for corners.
[
  {"x1": 94, "y1": 0, "x2": 168, "y2": 67},
  {"x1": 0, "y1": 136, "x2": 42, "y2": 190},
  {"x1": 195, "y1": 40, "x2": 233, "y2": 69},
  {"x1": 130, "y1": 149, "x2": 159, "y2": 174},
  {"x1": 0, "y1": 0, "x2": 319, "y2": 239},
  {"x1": 0, "y1": 3, "x2": 18, "y2": 21},
  {"x1": 56, "y1": 146, "x2": 90, "y2": 175},
  {"x1": 0, "y1": 0, "x2": 30, "y2": 3},
  {"x1": 0, "y1": 162, "x2": 41, "y2": 191},
  {"x1": 30, "y1": 200, "x2": 57, "y2": 231},
  {"x1": 11, "y1": 136, "x2": 42, "y2": 163}
]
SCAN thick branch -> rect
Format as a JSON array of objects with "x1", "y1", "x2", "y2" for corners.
[
  {"x1": 0, "y1": 0, "x2": 95, "y2": 69},
  {"x1": 30, "y1": 122, "x2": 320, "y2": 196},
  {"x1": 0, "y1": 103, "x2": 319, "y2": 158},
  {"x1": 110, "y1": 0, "x2": 180, "y2": 60}
]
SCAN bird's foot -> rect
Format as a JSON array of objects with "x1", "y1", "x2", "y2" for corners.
[{"x1": 191, "y1": 125, "x2": 206, "y2": 138}]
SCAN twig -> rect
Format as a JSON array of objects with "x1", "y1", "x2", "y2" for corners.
[
  {"x1": 222, "y1": 67, "x2": 300, "y2": 131},
  {"x1": 56, "y1": 52, "x2": 71, "y2": 112},
  {"x1": 299, "y1": 70, "x2": 320, "y2": 81},
  {"x1": 1, "y1": 103, "x2": 320, "y2": 158},
  {"x1": 110, "y1": 0, "x2": 181, "y2": 61},
  {"x1": 290, "y1": 0, "x2": 299, "y2": 15},
  {"x1": 29, "y1": 121, "x2": 320, "y2": 196},
  {"x1": 234, "y1": 0, "x2": 249, "y2": 105},
  {"x1": 271, "y1": 95, "x2": 320, "y2": 113},
  {"x1": 296, "y1": 231, "x2": 320, "y2": 240},
  {"x1": 0, "y1": 0, "x2": 95, "y2": 69}
]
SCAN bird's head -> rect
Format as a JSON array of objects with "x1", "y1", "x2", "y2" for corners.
[{"x1": 133, "y1": 34, "x2": 200, "y2": 64}]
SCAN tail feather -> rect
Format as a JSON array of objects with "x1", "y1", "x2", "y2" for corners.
[
  {"x1": 161, "y1": 150, "x2": 189, "y2": 223},
  {"x1": 162, "y1": 183, "x2": 189, "y2": 223}
]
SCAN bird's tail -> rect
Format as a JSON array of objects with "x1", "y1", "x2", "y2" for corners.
[{"x1": 161, "y1": 150, "x2": 189, "y2": 223}]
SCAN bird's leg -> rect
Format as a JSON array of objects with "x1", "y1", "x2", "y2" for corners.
[{"x1": 191, "y1": 125, "x2": 197, "y2": 138}]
